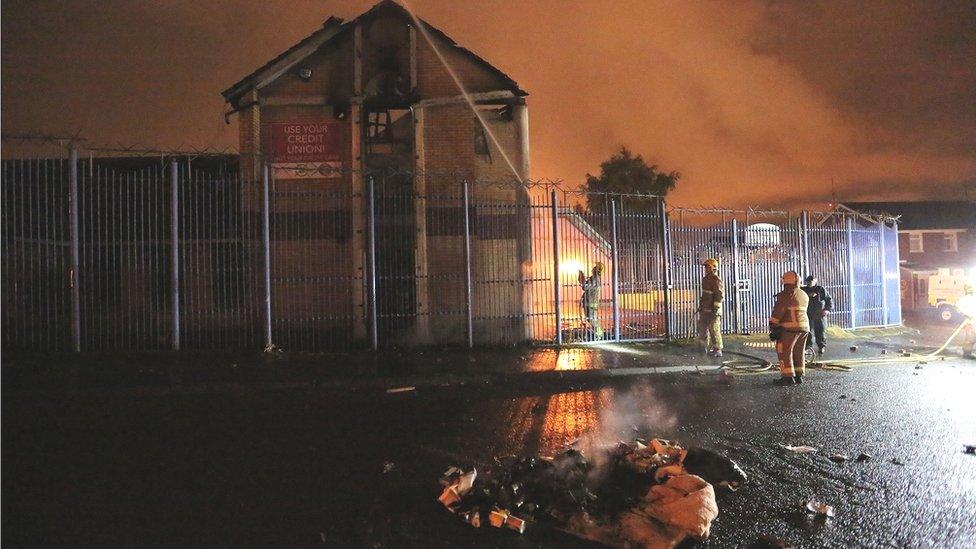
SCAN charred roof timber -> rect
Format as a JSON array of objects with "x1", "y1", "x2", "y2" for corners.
[{"x1": 221, "y1": 0, "x2": 527, "y2": 115}]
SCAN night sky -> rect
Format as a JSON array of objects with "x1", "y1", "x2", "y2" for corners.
[{"x1": 3, "y1": 0, "x2": 974, "y2": 207}]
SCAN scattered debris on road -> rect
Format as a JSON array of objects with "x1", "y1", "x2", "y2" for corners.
[
  {"x1": 436, "y1": 439, "x2": 745, "y2": 546},
  {"x1": 856, "y1": 453, "x2": 872, "y2": 462},
  {"x1": 849, "y1": 345, "x2": 858, "y2": 352},
  {"x1": 382, "y1": 461, "x2": 396, "y2": 474},
  {"x1": 963, "y1": 445, "x2": 975, "y2": 455},
  {"x1": 804, "y1": 500, "x2": 836, "y2": 519},
  {"x1": 781, "y1": 445, "x2": 818, "y2": 454},
  {"x1": 828, "y1": 454, "x2": 848, "y2": 463},
  {"x1": 891, "y1": 458, "x2": 905, "y2": 466},
  {"x1": 385, "y1": 386, "x2": 416, "y2": 394}
]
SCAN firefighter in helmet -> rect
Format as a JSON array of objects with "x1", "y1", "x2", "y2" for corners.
[
  {"x1": 578, "y1": 262, "x2": 605, "y2": 340},
  {"x1": 697, "y1": 258, "x2": 724, "y2": 357},
  {"x1": 956, "y1": 284, "x2": 976, "y2": 359},
  {"x1": 769, "y1": 270, "x2": 810, "y2": 385}
]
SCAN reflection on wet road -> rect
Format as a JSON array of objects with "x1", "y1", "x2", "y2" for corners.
[
  {"x1": 4, "y1": 357, "x2": 976, "y2": 547},
  {"x1": 429, "y1": 360, "x2": 976, "y2": 547}
]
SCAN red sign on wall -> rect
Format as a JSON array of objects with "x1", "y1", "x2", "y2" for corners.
[{"x1": 271, "y1": 121, "x2": 345, "y2": 163}]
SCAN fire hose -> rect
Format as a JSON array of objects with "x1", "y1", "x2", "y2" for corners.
[
  {"x1": 718, "y1": 319, "x2": 974, "y2": 376},
  {"x1": 808, "y1": 318, "x2": 973, "y2": 369}
]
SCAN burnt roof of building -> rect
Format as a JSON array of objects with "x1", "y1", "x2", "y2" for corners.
[
  {"x1": 843, "y1": 200, "x2": 976, "y2": 231},
  {"x1": 221, "y1": 0, "x2": 527, "y2": 107}
]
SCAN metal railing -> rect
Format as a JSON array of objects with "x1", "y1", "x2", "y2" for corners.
[{"x1": 1, "y1": 144, "x2": 901, "y2": 352}]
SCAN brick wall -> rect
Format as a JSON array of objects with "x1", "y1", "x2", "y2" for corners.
[
  {"x1": 230, "y1": 13, "x2": 529, "y2": 347},
  {"x1": 416, "y1": 33, "x2": 509, "y2": 99},
  {"x1": 899, "y1": 230, "x2": 974, "y2": 268}
]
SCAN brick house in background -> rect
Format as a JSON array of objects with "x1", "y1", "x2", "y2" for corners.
[
  {"x1": 844, "y1": 200, "x2": 976, "y2": 316},
  {"x1": 221, "y1": 0, "x2": 532, "y2": 346}
]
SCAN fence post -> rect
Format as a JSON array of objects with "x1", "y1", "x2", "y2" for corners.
[
  {"x1": 610, "y1": 199, "x2": 620, "y2": 341},
  {"x1": 891, "y1": 219, "x2": 902, "y2": 325},
  {"x1": 551, "y1": 189, "x2": 562, "y2": 345},
  {"x1": 367, "y1": 175, "x2": 379, "y2": 350},
  {"x1": 846, "y1": 216, "x2": 856, "y2": 329},
  {"x1": 462, "y1": 180, "x2": 474, "y2": 348},
  {"x1": 170, "y1": 159, "x2": 180, "y2": 351},
  {"x1": 730, "y1": 218, "x2": 741, "y2": 333},
  {"x1": 68, "y1": 147, "x2": 81, "y2": 352},
  {"x1": 800, "y1": 211, "x2": 811, "y2": 279},
  {"x1": 878, "y1": 218, "x2": 888, "y2": 326},
  {"x1": 659, "y1": 199, "x2": 672, "y2": 340},
  {"x1": 261, "y1": 163, "x2": 273, "y2": 349}
]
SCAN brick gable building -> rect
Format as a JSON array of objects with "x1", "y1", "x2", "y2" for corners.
[{"x1": 221, "y1": 0, "x2": 531, "y2": 346}]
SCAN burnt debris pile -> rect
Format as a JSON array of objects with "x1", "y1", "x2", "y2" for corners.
[{"x1": 437, "y1": 439, "x2": 747, "y2": 547}]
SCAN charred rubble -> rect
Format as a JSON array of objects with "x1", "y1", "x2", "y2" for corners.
[{"x1": 437, "y1": 439, "x2": 747, "y2": 546}]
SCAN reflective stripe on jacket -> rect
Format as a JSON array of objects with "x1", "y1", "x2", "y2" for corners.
[
  {"x1": 770, "y1": 287, "x2": 810, "y2": 331},
  {"x1": 699, "y1": 273, "x2": 724, "y2": 315}
]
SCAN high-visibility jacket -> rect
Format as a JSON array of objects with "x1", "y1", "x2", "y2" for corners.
[
  {"x1": 770, "y1": 286, "x2": 810, "y2": 332},
  {"x1": 699, "y1": 273, "x2": 724, "y2": 316}
]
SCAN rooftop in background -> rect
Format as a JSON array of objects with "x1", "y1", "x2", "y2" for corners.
[{"x1": 843, "y1": 201, "x2": 975, "y2": 231}]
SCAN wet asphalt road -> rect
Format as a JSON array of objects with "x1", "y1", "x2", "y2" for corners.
[{"x1": 4, "y1": 356, "x2": 976, "y2": 547}]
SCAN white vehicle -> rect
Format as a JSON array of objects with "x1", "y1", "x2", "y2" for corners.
[{"x1": 927, "y1": 268, "x2": 976, "y2": 322}]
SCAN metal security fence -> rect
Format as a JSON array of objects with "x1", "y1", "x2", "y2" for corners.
[
  {"x1": 1, "y1": 156, "x2": 72, "y2": 351},
  {"x1": 1, "y1": 142, "x2": 901, "y2": 353},
  {"x1": 667, "y1": 208, "x2": 900, "y2": 338}
]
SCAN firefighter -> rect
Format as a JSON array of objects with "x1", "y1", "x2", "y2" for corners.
[
  {"x1": 769, "y1": 270, "x2": 810, "y2": 385},
  {"x1": 802, "y1": 274, "x2": 833, "y2": 355},
  {"x1": 578, "y1": 262, "x2": 605, "y2": 340},
  {"x1": 956, "y1": 284, "x2": 976, "y2": 358},
  {"x1": 697, "y1": 258, "x2": 724, "y2": 357}
]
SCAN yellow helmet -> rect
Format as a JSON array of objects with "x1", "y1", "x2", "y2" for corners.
[
  {"x1": 594, "y1": 262, "x2": 605, "y2": 272},
  {"x1": 781, "y1": 271, "x2": 799, "y2": 285},
  {"x1": 703, "y1": 258, "x2": 719, "y2": 269}
]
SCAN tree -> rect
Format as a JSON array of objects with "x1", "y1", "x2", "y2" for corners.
[{"x1": 583, "y1": 147, "x2": 679, "y2": 214}]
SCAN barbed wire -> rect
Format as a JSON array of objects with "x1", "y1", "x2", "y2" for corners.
[
  {"x1": 668, "y1": 205, "x2": 789, "y2": 216},
  {"x1": 1, "y1": 132, "x2": 87, "y2": 144},
  {"x1": 2, "y1": 133, "x2": 239, "y2": 158}
]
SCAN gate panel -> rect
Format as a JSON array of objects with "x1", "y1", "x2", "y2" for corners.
[
  {"x1": 806, "y1": 213, "x2": 853, "y2": 329},
  {"x1": 269, "y1": 172, "x2": 360, "y2": 350},
  {"x1": 735, "y1": 214, "x2": 804, "y2": 333},
  {"x1": 1, "y1": 157, "x2": 72, "y2": 351},
  {"x1": 883, "y1": 222, "x2": 902, "y2": 325},
  {"x1": 372, "y1": 175, "x2": 418, "y2": 345},
  {"x1": 470, "y1": 185, "x2": 536, "y2": 345},
  {"x1": 178, "y1": 168, "x2": 261, "y2": 350},
  {"x1": 667, "y1": 211, "x2": 735, "y2": 339},
  {"x1": 415, "y1": 185, "x2": 466, "y2": 345},
  {"x1": 556, "y1": 193, "x2": 613, "y2": 343},
  {"x1": 616, "y1": 197, "x2": 667, "y2": 340},
  {"x1": 520, "y1": 191, "x2": 557, "y2": 344},
  {"x1": 851, "y1": 220, "x2": 884, "y2": 327},
  {"x1": 77, "y1": 161, "x2": 171, "y2": 350}
]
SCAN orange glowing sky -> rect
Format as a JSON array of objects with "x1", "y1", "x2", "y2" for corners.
[{"x1": 3, "y1": 0, "x2": 974, "y2": 208}]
